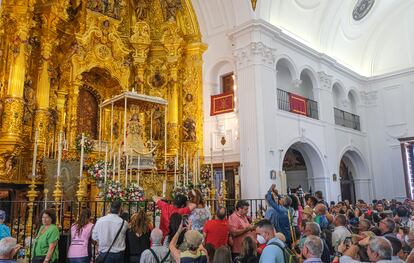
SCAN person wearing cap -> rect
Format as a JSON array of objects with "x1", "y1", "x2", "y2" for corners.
[
  {"x1": 0, "y1": 210, "x2": 11, "y2": 241},
  {"x1": 169, "y1": 221, "x2": 207, "y2": 263}
]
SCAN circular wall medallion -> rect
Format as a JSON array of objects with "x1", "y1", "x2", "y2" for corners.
[{"x1": 352, "y1": 0, "x2": 375, "y2": 21}]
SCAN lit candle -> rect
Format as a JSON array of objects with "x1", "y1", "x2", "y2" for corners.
[
  {"x1": 104, "y1": 145, "x2": 108, "y2": 183},
  {"x1": 118, "y1": 146, "x2": 121, "y2": 182},
  {"x1": 197, "y1": 149, "x2": 200, "y2": 184},
  {"x1": 113, "y1": 155, "x2": 116, "y2": 182},
  {"x1": 57, "y1": 131, "x2": 63, "y2": 177},
  {"x1": 32, "y1": 130, "x2": 38, "y2": 178},
  {"x1": 185, "y1": 151, "x2": 188, "y2": 186},
  {"x1": 174, "y1": 153, "x2": 178, "y2": 187},
  {"x1": 125, "y1": 154, "x2": 129, "y2": 185},
  {"x1": 137, "y1": 155, "x2": 141, "y2": 186},
  {"x1": 79, "y1": 133, "x2": 85, "y2": 179},
  {"x1": 162, "y1": 179, "x2": 166, "y2": 197}
]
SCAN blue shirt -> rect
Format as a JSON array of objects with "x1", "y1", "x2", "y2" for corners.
[
  {"x1": 266, "y1": 191, "x2": 292, "y2": 242},
  {"x1": 0, "y1": 224, "x2": 11, "y2": 240},
  {"x1": 259, "y1": 237, "x2": 285, "y2": 263},
  {"x1": 265, "y1": 207, "x2": 279, "y2": 232}
]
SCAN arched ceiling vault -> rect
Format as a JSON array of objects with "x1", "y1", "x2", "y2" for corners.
[{"x1": 192, "y1": 0, "x2": 414, "y2": 77}]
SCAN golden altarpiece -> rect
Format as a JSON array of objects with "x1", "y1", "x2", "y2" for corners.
[{"x1": 0, "y1": 0, "x2": 207, "y2": 202}]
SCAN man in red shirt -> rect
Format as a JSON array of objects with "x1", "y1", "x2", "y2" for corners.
[
  {"x1": 228, "y1": 200, "x2": 256, "y2": 258},
  {"x1": 203, "y1": 207, "x2": 229, "y2": 248},
  {"x1": 153, "y1": 194, "x2": 195, "y2": 237}
]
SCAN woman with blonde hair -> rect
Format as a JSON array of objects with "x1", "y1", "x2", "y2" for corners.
[
  {"x1": 125, "y1": 210, "x2": 152, "y2": 263},
  {"x1": 188, "y1": 189, "x2": 211, "y2": 232},
  {"x1": 234, "y1": 236, "x2": 259, "y2": 263}
]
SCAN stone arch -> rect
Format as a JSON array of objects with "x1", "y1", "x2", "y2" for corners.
[
  {"x1": 275, "y1": 55, "x2": 298, "y2": 79},
  {"x1": 347, "y1": 88, "x2": 360, "y2": 114},
  {"x1": 207, "y1": 58, "x2": 235, "y2": 95},
  {"x1": 332, "y1": 81, "x2": 346, "y2": 109},
  {"x1": 339, "y1": 146, "x2": 371, "y2": 202},
  {"x1": 299, "y1": 67, "x2": 319, "y2": 100},
  {"x1": 282, "y1": 137, "x2": 328, "y2": 196}
]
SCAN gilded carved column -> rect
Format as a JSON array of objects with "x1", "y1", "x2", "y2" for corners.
[
  {"x1": 130, "y1": 21, "x2": 151, "y2": 93},
  {"x1": 162, "y1": 22, "x2": 183, "y2": 154},
  {"x1": 182, "y1": 42, "x2": 207, "y2": 155},
  {"x1": 34, "y1": 40, "x2": 55, "y2": 146},
  {"x1": 1, "y1": 11, "x2": 32, "y2": 144},
  {"x1": 67, "y1": 82, "x2": 81, "y2": 148}
]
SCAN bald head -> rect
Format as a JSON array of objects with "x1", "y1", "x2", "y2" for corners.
[{"x1": 150, "y1": 228, "x2": 163, "y2": 245}]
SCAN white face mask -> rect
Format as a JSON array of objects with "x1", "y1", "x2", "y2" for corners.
[{"x1": 257, "y1": 234, "x2": 266, "y2": 244}]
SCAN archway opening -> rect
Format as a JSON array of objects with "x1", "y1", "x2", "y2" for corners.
[
  {"x1": 282, "y1": 142, "x2": 326, "y2": 195},
  {"x1": 283, "y1": 147, "x2": 309, "y2": 192},
  {"x1": 339, "y1": 150, "x2": 371, "y2": 202},
  {"x1": 340, "y1": 156, "x2": 356, "y2": 204}
]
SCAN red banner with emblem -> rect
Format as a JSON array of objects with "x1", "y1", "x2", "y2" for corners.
[
  {"x1": 210, "y1": 92, "x2": 234, "y2": 116},
  {"x1": 289, "y1": 93, "x2": 307, "y2": 116}
]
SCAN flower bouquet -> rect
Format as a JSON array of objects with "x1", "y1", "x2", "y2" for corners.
[
  {"x1": 171, "y1": 181, "x2": 194, "y2": 199},
  {"x1": 88, "y1": 160, "x2": 113, "y2": 182},
  {"x1": 195, "y1": 181, "x2": 210, "y2": 199},
  {"x1": 101, "y1": 180, "x2": 125, "y2": 201},
  {"x1": 125, "y1": 182, "x2": 145, "y2": 202},
  {"x1": 75, "y1": 133, "x2": 94, "y2": 154}
]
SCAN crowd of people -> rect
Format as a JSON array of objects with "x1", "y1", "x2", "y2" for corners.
[{"x1": 1, "y1": 185, "x2": 414, "y2": 262}]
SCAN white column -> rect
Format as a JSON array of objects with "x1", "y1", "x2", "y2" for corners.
[{"x1": 231, "y1": 22, "x2": 278, "y2": 199}]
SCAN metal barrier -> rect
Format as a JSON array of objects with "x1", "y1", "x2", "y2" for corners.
[
  {"x1": 277, "y1": 89, "x2": 319, "y2": 119},
  {"x1": 334, "y1": 108, "x2": 361, "y2": 131},
  {"x1": 0, "y1": 198, "x2": 266, "y2": 262}
]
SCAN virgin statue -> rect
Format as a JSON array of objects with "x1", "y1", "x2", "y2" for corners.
[{"x1": 126, "y1": 112, "x2": 155, "y2": 156}]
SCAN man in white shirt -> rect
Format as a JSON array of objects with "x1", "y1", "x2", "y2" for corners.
[
  {"x1": 332, "y1": 214, "x2": 351, "y2": 251},
  {"x1": 92, "y1": 200, "x2": 128, "y2": 262}
]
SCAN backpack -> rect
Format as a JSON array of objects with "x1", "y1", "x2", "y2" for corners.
[{"x1": 267, "y1": 241, "x2": 300, "y2": 263}]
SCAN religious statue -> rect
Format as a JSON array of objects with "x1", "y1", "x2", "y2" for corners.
[
  {"x1": 23, "y1": 76, "x2": 36, "y2": 125},
  {"x1": 131, "y1": 0, "x2": 149, "y2": 20},
  {"x1": 152, "y1": 110, "x2": 163, "y2": 140},
  {"x1": 126, "y1": 111, "x2": 155, "y2": 155},
  {"x1": 183, "y1": 118, "x2": 196, "y2": 142},
  {"x1": 161, "y1": 0, "x2": 182, "y2": 21}
]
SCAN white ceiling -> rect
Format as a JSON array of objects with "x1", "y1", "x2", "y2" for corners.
[{"x1": 192, "y1": 0, "x2": 414, "y2": 77}]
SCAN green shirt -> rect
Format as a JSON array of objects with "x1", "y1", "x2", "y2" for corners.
[{"x1": 32, "y1": 224, "x2": 60, "y2": 262}]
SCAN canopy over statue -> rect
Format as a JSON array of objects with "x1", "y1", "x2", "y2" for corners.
[{"x1": 99, "y1": 91, "x2": 168, "y2": 170}]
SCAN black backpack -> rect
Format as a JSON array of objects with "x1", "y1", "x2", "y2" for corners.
[{"x1": 267, "y1": 241, "x2": 300, "y2": 263}]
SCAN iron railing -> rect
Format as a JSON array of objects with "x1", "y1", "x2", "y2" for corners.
[
  {"x1": 334, "y1": 108, "x2": 361, "y2": 131},
  {"x1": 0, "y1": 199, "x2": 266, "y2": 262},
  {"x1": 277, "y1": 89, "x2": 319, "y2": 119}
]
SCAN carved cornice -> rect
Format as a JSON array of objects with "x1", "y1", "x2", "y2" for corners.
[
  {"x1": 233, "y1": 42, "x2": 276, "y2": 69},
  {"x1": 318, "y1": 71, "x2": 333, "y2": 89}
]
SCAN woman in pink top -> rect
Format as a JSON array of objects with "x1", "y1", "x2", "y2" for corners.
[{"x1": 68, "y1": 208, "x2": 94, "y2": 263}]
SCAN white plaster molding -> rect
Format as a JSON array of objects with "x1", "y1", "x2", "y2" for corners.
[
  {"x1": 233, "y1": 42, "x2": 277, "y2": 69},
  {"x1": 360, "y1": 90, "x2": 378, "y2": 106},
  {"x1": 318, "y1": 71, "x2": 333, "y2": 89}
]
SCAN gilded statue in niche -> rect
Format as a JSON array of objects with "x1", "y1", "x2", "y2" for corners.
[
  {"x1": 87, "y1": 0, "x2": 122, "y2": 19},
  {"x1": 160, "y1": 0, "x2": 182, "y2": 21},
  {"x1": 152, "y1": 110, "x2": 163, "y2": 140},
  {"x1": 183, "y1": 118, "x2": 196, "y2": 142},
  {"x1": 131, "y1": 0, "x2": 149, "y2": 20},
  {"x1": 23, "y1": 76, "x2": 36, "y2": 125}
]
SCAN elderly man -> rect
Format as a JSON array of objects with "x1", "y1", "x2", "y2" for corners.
[
  {"x1": 332, "y1": 214, "x2": 351, "y2": 251},
  {"x1": 301, "y1": 222, "x2": 331, "y2": 263},
  {"x1": 140, "y1": 228, "x2": 170, "y2": 263},
  {"x1": 302, "y1": 235, "x2": 323, "y2": 263},
  {"x1": 0, "y1": 237, "x2": 21, "y2": 263},
  {"x1": 379, "y1": 218, "x2": 396, "y2": 238},
  {"x1": 338, "y1": 237, "x2": 394, "y2": 263}
]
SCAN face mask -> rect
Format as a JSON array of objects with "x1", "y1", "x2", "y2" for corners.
[{"x1": 257, "y1": 234, "x2": 266, "y2": 244}]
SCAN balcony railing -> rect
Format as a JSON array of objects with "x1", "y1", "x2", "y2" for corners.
[
  {"x1": 334, "y1": 108, "x2": 361, "y2": 131},
  {"x1": 277, "y1": 89, "x2": 319, "y2": 119}
]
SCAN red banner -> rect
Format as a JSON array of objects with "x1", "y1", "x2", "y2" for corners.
[
  {"x1": 210, "y1": 92, "x2": 234, "y2": 116},
  {"x1": 289, "y1": 93, "x2": 307, "y2": 116}
]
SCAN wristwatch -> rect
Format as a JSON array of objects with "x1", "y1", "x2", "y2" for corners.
[{"x1": 335, "y1": 252, "x2": 343, "y2": 257}]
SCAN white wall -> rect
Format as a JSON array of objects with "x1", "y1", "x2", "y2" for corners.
[{"x1": 193, "y1": 0, "x2": 412, "y2": 201}]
